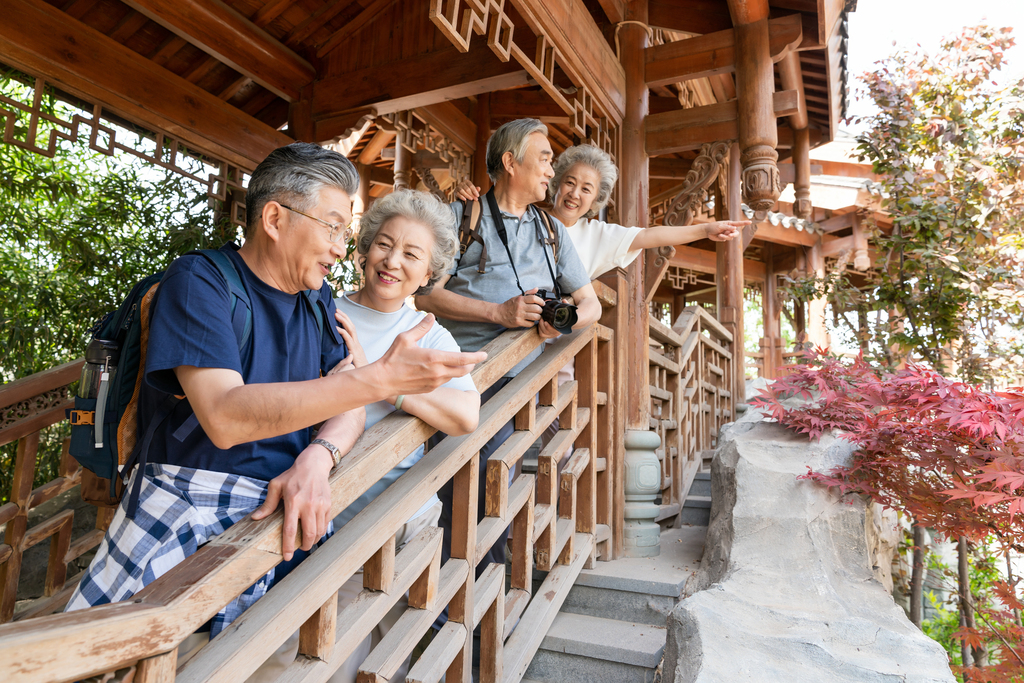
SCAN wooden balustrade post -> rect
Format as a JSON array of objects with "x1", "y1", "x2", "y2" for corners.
[
  {"x1": 717, "y1": 143, "x2": 747, "y2": 404},
  {"x1": 446, "y1": 454, "x2": 479, "y2": 683},
  {"x1": 598, "y1": 270, "x2": 629, "y2": 559},
  {"x1": 0, "y1": 432, "x2": 38, "y2": 622}
]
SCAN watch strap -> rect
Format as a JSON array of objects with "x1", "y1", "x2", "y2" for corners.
[{"x1": 311, "y1": 438, "x2": 342, "y2": 468}]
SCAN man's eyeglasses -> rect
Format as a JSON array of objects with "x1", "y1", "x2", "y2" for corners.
[{"x1": 279, "y1": 203, "x2": 353, "y2": 243}]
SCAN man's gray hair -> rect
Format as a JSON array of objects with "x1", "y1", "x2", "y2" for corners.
[
  {"x1": 486, "y1": 118, "x2": 548, "y2": 182},
  {"x1": 549, "y1": 144, "x2": 619, "y2": 219},
  {"x1": 356, "y1": 189, "x2": 458, "y2": 295},
  {"x1": 245, "y1": 142, "x2": 359, "y2": 238}
]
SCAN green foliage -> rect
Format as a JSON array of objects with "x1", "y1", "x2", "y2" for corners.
[{"x1": 795, "y1": 26, "x2": 1024, "y2": 382}]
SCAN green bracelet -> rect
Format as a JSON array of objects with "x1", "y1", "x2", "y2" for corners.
[{"x1": 394, "y1": 394, "x2": 406, "y2": 411}]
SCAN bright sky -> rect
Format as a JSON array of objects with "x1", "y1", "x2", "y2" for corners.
[{"x1": 846, "y1": 0, "x2": 1024, "y2": 119}]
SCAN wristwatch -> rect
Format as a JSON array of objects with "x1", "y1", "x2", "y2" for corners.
[{"x1": 311, "y1": 438, "x2": 342, "y2": 468}]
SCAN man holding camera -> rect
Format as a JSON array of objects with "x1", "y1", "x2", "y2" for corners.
[{"x1": 416, "y1": 118, "x2": 601, "y2": 575}]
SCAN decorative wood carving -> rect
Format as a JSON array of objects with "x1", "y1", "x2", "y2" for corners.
[
  {"x1": 427, "y1": 0, "x2": 618, "y2": 161},
  {"x1": 0, "y1": 73, "x2": 249, "y2": 230},
  {"x1": 415, "y1": 165, "x2": 448, "y2": 201},
  {"x1": 663, "y1": 140, "x2": 732, "y2": 227}
]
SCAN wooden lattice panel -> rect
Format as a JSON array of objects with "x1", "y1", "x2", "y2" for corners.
[{"x1": 0, "y1": 69, "x2": 249, "y2": 231}]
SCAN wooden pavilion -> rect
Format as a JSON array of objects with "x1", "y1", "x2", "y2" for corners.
[{"x1": 0, "y1": 0, "x2": 855, "y2": 681}]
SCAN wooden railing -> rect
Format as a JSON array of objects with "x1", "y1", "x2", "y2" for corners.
[
  {"x1": 0, "y1": 273, "x2": 738, "y2": 681},
  {"x1": 648, "y1": 306, "x2": 735, "y2": 524},
  {"x1": 0, "y1": 359, "x2": 116, "y2": 625},
  {"x1": 0, "y1": 282, "x2": 621, "y2": 683}
]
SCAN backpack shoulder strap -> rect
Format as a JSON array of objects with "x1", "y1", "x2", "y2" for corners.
[
  {"x1": 456, "y1": 199, "x2": 487, "y2": 274},
  {"x1": 303, "y1": 289, "x2": 327, "y2": 338},
  {"x1": 195, "y1": 249, "x2": 252, "y2": 350},
  {"x1": 537, "y1": 208, "x2": 559, "y2": 265}
]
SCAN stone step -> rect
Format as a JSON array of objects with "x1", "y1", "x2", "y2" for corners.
[
  {"x1": 524, "y1": 612, "x2": 666, "y2": 683},
  {"x1": 689, "y1": 471, "x2": 711, "y2": 498},
  {"x1": 558, "y1": 526, "x2": 705, "y2": 627},
  {"x1": 680, "y1": 495, "x2": 711, "y2": 526}
]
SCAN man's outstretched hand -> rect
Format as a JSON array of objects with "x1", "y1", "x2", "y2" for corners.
[{"x1": 374, "y1": 314, "x2": 487, "y2": 395}]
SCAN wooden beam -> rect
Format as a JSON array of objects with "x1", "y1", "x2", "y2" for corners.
[
  {"x1": 313, "y1": 42, "x2": 529, "y2": 121},
  {"x1": 751, "y1": 221, "x2": 820, "y2": 247},
  {"x1": 121, "y1": 0, "x2": 313, "y2": 102},
  {"x1": 645, "y1": 14, "x2": 802, "y2": 87},
  {"x1": 649, "y1": 157, "x2": 693, "y2": 180},
  {"x1": 417, "y1": 102, "x2": 476, "y2": 154},
  {"x1": 316, "y1": 0, "x2": 397, "y2": 58},
  {"x1": 668, "y1": 246, "x2": 766, "y2": 281},
  {"x1": 649, "y1": 0, "x2": 733, "y2": 34},
  {"x1": 817, "y1": 211, "x2": 854, "y2": 233},
  {"x1": 489, "y1": 89, "x2": 568, "y2": 120},
  {"x1": 645, "y1": 90, "x2": 799, "y2": 156},
  {"x1": 0, "y1": 0, "x2": 291, "y2": 170},
  {"x1": 510, "y1": 0, "x2": 626, "y2": 122},
  {"x1": 358, "y1": 127, "x2": 397, "y2": 165},
  {"x1": 596, "y1": 0, "x2": 625, "y2": 23}
]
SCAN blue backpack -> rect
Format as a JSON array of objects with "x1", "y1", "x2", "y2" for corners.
[{"x1": 68, "y1": 246, "x2": 328, "y2": 512}]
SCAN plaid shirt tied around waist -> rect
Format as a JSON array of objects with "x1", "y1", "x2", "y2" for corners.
[{"x1": 65, "y1": 463, "x2": 331, "y2": 637}]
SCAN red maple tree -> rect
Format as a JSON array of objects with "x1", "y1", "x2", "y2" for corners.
[{"x1": 753, "y1": 350, "x2": 1024, "y2": 680}]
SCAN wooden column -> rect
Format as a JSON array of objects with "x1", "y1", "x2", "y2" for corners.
[
  {"x1": 473, "y1": 92, "x2": 492, "y2": 192},
  {"x1": 851, "y1": 213, "x2": 870, "y2": 271},
  {"x1": 717, "y1": 143, "x2": 746, "y2": 401},
  {"x1": 620, "y1": 0, "x2": 651, "y2": 432},
  {"x1": 806, "y1": 240, "x2": 829, "y2": 348},
  {"x1": 779, "y1": 52, "x2": 811, "y2": 220},
  {"x1": 762, "y1": 243, "x2": 782, "y2": 378},
  {"x1": 393, "y1": 137, "x2": 412, "y2": 191},
  {"x1": 354, "y1": 163, "x2": 372, "y2": 226},
  {"x1": 729, "y1": 0, "x2": 781, "y2": 214}
]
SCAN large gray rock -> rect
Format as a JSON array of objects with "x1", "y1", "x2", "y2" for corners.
[{"x1": 665, "y1": 409, "x2": 955, "y2": 682}]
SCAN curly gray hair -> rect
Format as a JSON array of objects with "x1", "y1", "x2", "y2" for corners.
[
  {"x1": 549, "y1": 144, "x2": 618, "y2": 218},
  {"x1": 486, "y1": 118, "x2": 549, "y2": 182},
  {"x1": 356, "y1": 190, "x2": 458, "y2": 295}
]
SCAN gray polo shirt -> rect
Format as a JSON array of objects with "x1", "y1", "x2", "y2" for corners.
[{"x1": 437, "y1": 199, "x2": 590, "y2": 377}]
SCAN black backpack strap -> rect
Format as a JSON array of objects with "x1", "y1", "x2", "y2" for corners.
[
  {"x1": 196, "y1": 248, "x2": 252, "y2": 348},
  {"x1": 455, "y1": 200, "x2": 487, "y2": 274}
]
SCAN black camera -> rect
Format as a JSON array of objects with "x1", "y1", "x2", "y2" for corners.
[{"x1": 536, "y1": 289, "x2": 578, "y2": 334}]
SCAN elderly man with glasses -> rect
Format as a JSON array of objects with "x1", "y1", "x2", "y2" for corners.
[
  {"x1": 64, "y1": 143, "x2": 486, "y2": 663},
  {"x1": 416, "y1": 119, "x2": 602, "y2": 586}
]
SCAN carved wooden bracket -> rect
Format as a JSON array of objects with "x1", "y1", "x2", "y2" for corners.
[
  {"x1": 664, "y1": 141, "x2": 732, "y2": 227},
  {"x1": 415, "y1": 165, "x2": 448, "y2": 201},
  {"x1": 644, "y1": 141, "x2": 733, "y2": 303}
]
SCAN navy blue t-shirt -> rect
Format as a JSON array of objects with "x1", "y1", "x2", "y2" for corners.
[{"x1": 139, "y1": 244, "x2": 348, "y2": 481}]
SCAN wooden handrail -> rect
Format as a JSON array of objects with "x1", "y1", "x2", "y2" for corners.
[
  {"x1": 0, "y1": 323, "x2": 605, "y2": 683},
  {"x1": 0, "y1": 359, "x2": 84, "y2": 411}
]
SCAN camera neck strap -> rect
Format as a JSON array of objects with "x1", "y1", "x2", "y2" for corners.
[{"x1": 483, "y1": 188, "x2": 562, "y2": 299}]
